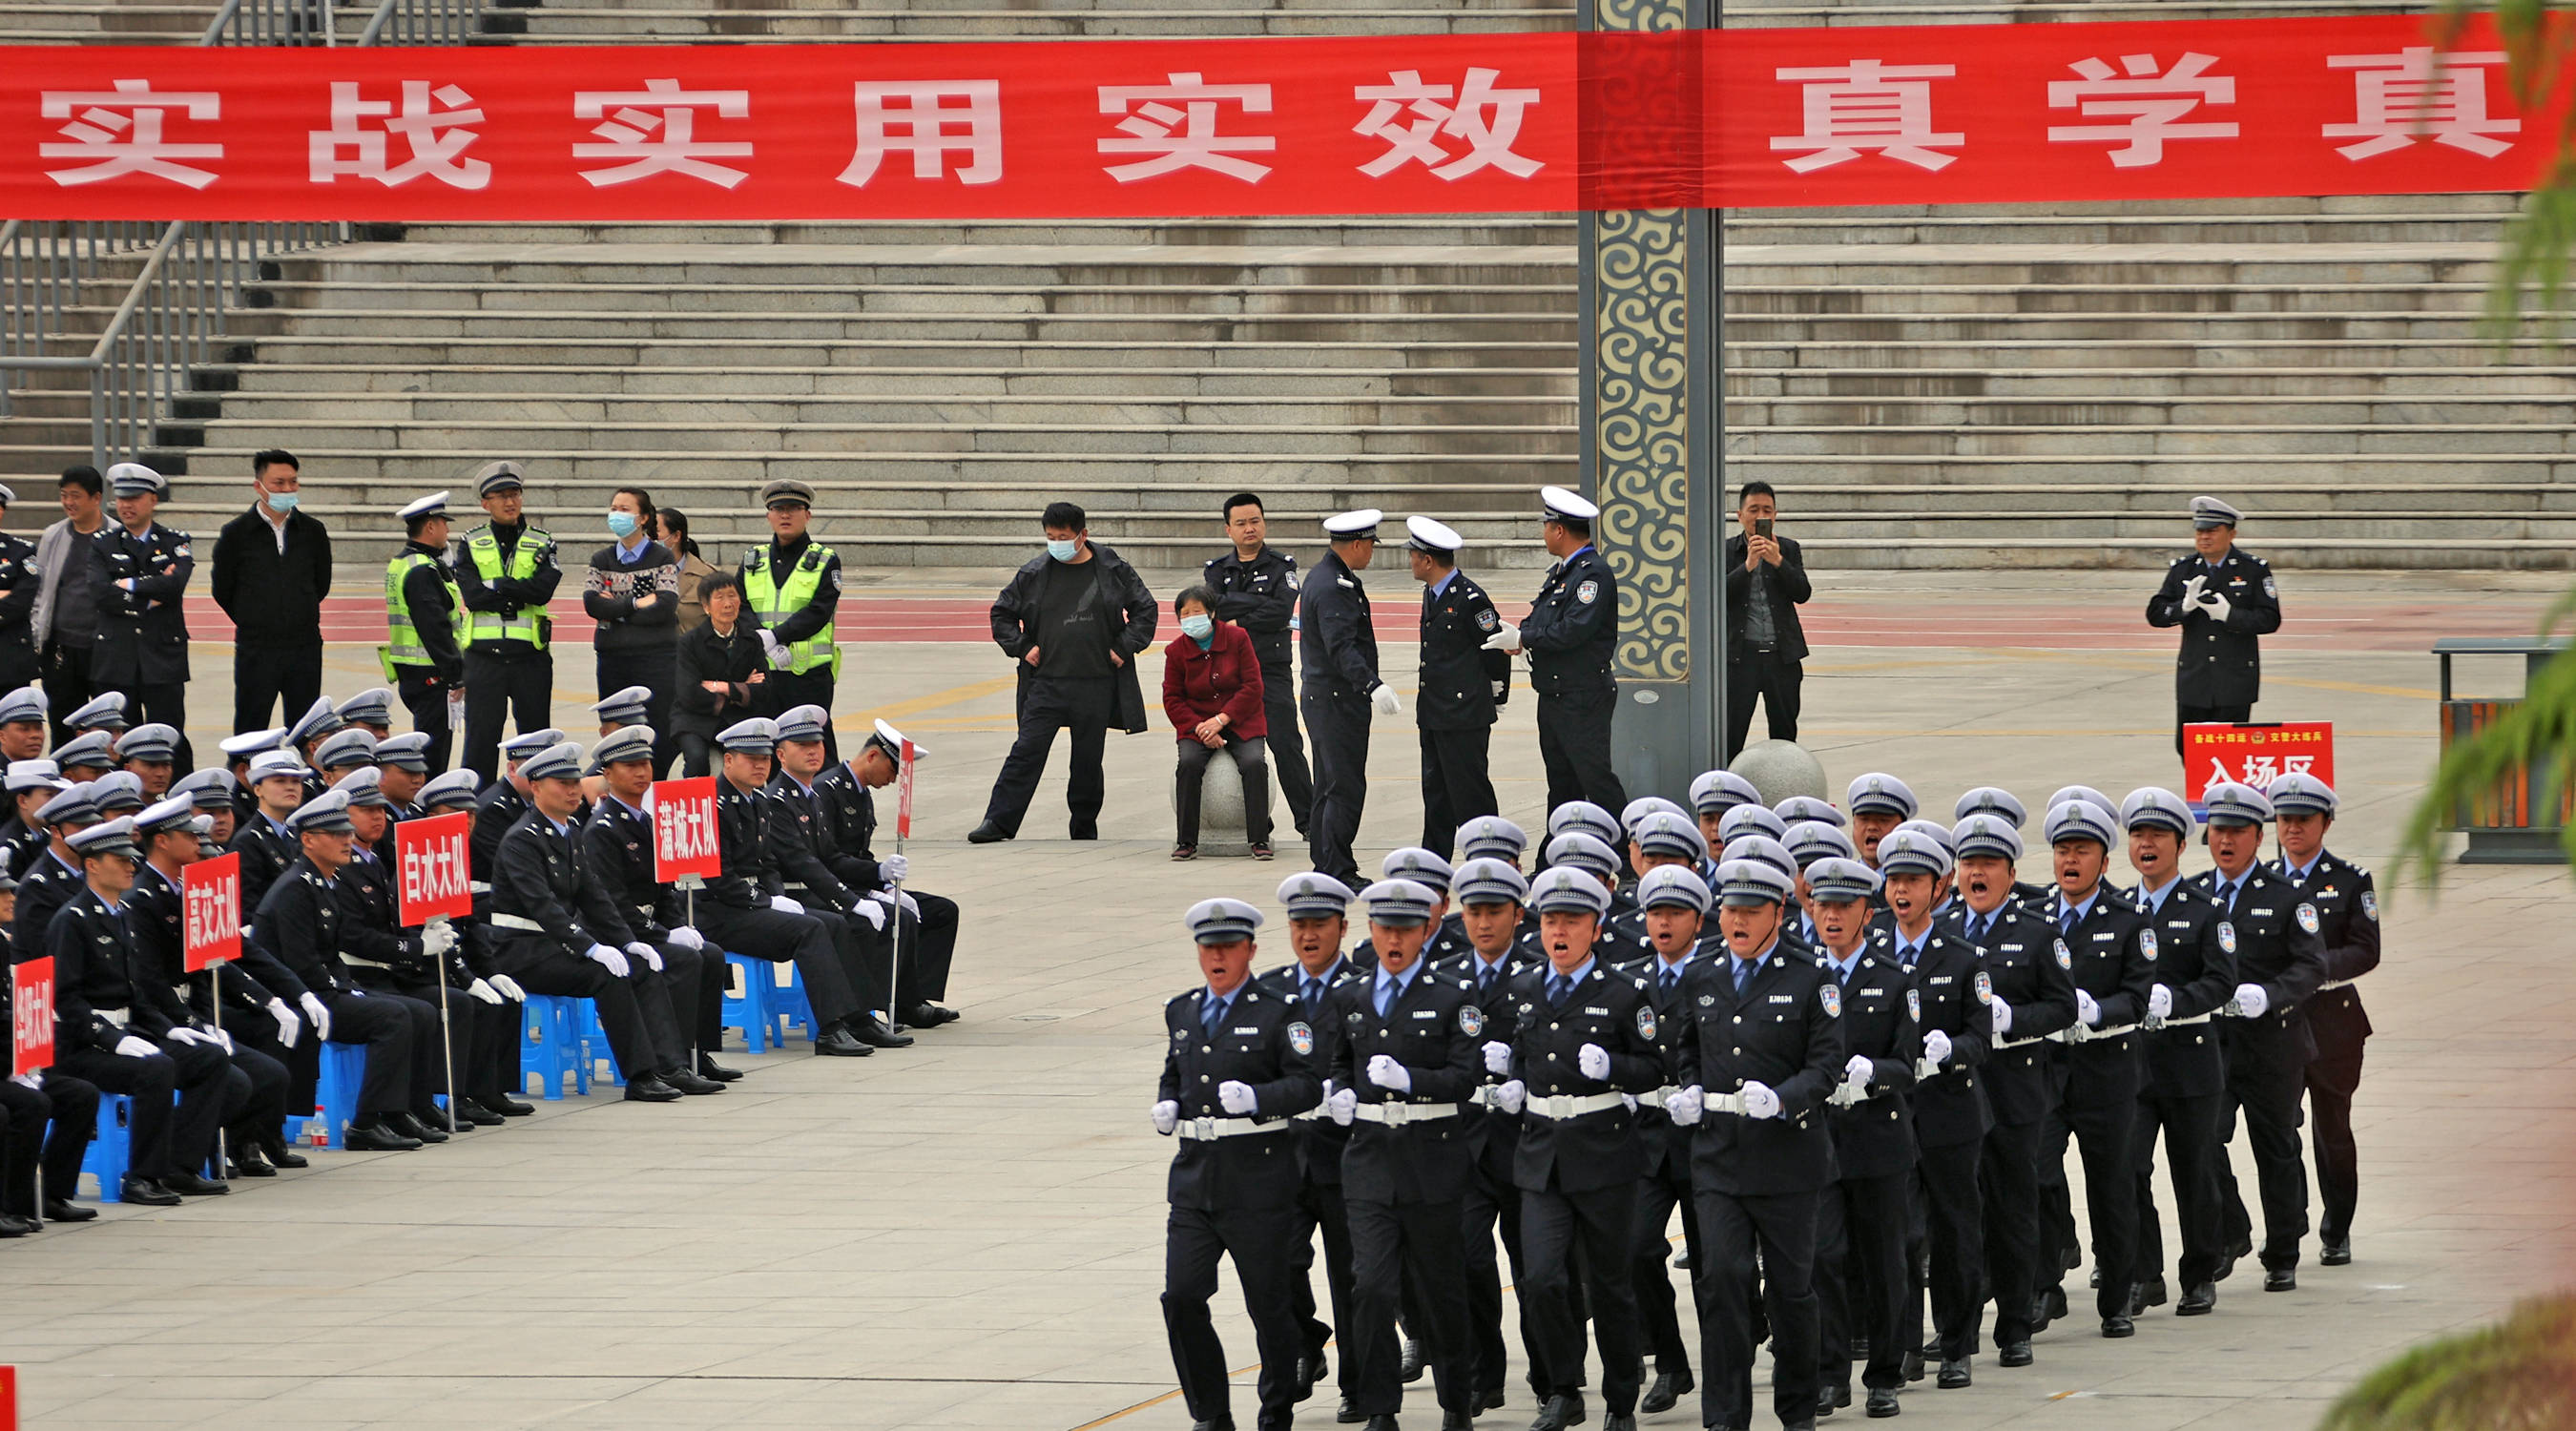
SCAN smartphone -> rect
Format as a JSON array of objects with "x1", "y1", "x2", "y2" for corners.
[{"x1": 1755, "y1": 518, "x2": 1774, "y2": 538}]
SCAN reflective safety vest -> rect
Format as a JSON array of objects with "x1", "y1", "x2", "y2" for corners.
[
  {"x1": 464, "y1": 525, "x2": 552, "y2": 651},
  {"x1": 381, "y1": 549, "x2": 466, "y2": 681},
  {"x1": 742, "y1": 541, "x2": 841, "y2": 677}
]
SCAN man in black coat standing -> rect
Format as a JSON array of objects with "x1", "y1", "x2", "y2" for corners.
[
  {"x1": 970, "y1": 503, "x2": 1157, "y2": 844},
  {"x1": 90, "y1": 464, "x2": 196, "y2": 777},
  {"x1": 2146, "y1": 495, "x2": 2283, "y2": 758},
  {"x1": 1721, "y1": 481, "x2": 1812, "y2": 762},
  {"x1": 1203, "y1": 492, "x2": 1313, "y2": 837},
  {"x1": 212, "y1": 449, "x2": 333, "y2": 736}
]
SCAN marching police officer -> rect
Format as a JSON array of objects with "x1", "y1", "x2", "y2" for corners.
[
  {"x1": 1845, "y1": 774, "x2": 1916, "y2": 870},
  {"x1": 1153, "y1": 897, "x2": 1322, "y2": 1431},
  {"x1": 1204, "y1": 492, "x2": 1313, "y2": 837},
  {"x1": 1900, "y1": 822, "x2": 1999, "y2": 1389},
  {"x1": 1404, "y1": 515, "x2": 1506, "y2": 857},
  {"x1": 1258, "y1": 871, "x2": 1367, "y2": 1414},
  {"x1": 1485, "y1": 487, "x2": 1627, "y2": 819},
  {"x1": 1300, "y1": 509, "x2": 1400, "y2": 886},
  {"x1": 739, "y1": 479, "x2": 845, "y2": 759},
  {"x1": 1349, "y1": 847, "x2": 1472, "y2": 974},
  {"x1": 453, "y1": 462, "x2": 562, "y2": 782},
  {"x1": 90, "y1": 464, "x2": 195, "y2": 776},
  {"x1": 583, "y1": 726, "x2": 736, "y2": 1086},
  {"x1": 384, "y1": 492, "x2": 468, "y2": 776},
  {"x1": 1616, "y1": 864, "x2": 1708, "y2": 1416},
  {"x1": 2269, "y1": 772, "x2": 2377, "y2": 1268},
  {"x1": 2146, "y1": 496, "x2": 2282, "y2": 757},
  {"x1": 2193, "y1": 780, "x2": 2328, "y2": 1291},
  {"x1": 0, "y1": 487, "x2": 39, "y2": 694}
]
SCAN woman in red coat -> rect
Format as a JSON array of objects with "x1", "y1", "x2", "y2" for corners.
[{"x1": 1162, "y1": 584, "x2": 1273, "y2": 861}]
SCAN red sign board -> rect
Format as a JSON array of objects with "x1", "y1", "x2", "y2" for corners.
[
  {"x1": 652, "y1": 778, "x2": 722, "y2": 882},
  {"x1": 895, "y1": 741, "x2": 917, "y2": 843},
  {"x1": 395, "y1": 811, "x2": 474, "y2": 925},
  {"x1": 10, "y1": 958, "x2": 53, "y2": 1078},
  {"x1": 181, "y1": 852, "x2": 241, "y2": 973},
  {"x1": 2183, "y1": 721, "x2": 2336, "y2": 803}
]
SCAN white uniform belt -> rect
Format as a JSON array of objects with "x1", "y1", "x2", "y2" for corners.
[
  {"x1": 1992, "y1": 1031, "x2": 2052, "y2": 1050},
  {"x1": 488, "y1": 912, "x2": 547, "y2": 933},
  {"x1": 2145, "y1": 1011, "x2": 2214, "y2": 1029},
  {"x1": 1350, "y1": 1102, "x2": 1458, "y2": 1126},
  {"x1": 1523, "y1": 1090, "x2": 1627, "y2": 1121},
  {"x1": 1702, "y1": 1091, "x2": 1750, "y2": 1116},
  {"x1": 1178, "y1": 1115, "x2": 1289, "y2": 1141},
  {"x1": 2051, "y1": 1023, "x2": 2140, "y2": 1044},
  {"x1": 2317, "y1": 978, "x2": 2357, "y2": 992},
  {"x1": 1826, "y1": 1081, "x2": 1880, "y2": 1108},
  {"x1": 1640, "y1": 1086, "x2": 1679, "y2": 1109},
  {"x1": 98, "y1": 1006, "x2": 131, "y2": 1029},
  {"x1": 1914, "y1": 1058, "x2": 1946, "y2": 1082},
  {"x1": 469, "y1": 881, "x2": 492, "y2": 895}
]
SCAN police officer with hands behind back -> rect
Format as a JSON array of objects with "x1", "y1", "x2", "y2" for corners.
[
  {"x1": 1204, "y1": 493, "x2": 1313, "y2": 838},
  {"x1": 454, "y1": 463, "x2": 562, "y2": 782},
  {"x1": 2268, "y1": 771, "x2": 2377, "y2": 1269},
  {"x1": 2146, "y1": 496, "x2": 2282, "y2": 758},
  {"x1": 1301, "y1": 509, "x2": 1399, "y2": 888},
  {"x1": 90, "y1": 464, "x2": 196, "y2": 777},
  {"x1": 1484, "y1": 487, "x2": 1627, "y2": 820}
]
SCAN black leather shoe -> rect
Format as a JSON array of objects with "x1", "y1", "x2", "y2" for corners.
[
  {"x1": 1865, "y1": 1388, "x2": 1900, "y2": 1418},
  {"x1": 2264, "y1": 1267, "x2": 2296, "y2": 1293},
  {"x1": 966, "y1": 821, "x2": 1010, "y2": 843},
  {"x1": 119, "y1": 1175, "x2": 181, "y2": 1206},
  {"x1": 1902, "y1": 1350, "x2": 1922, "y2": 1383},
  {"x1": 2045, "y1": 1286, "x2": 2068, "y2": 1322},
  {"x1": 2320, "y1": 1237, "x2": 2352, "y2": 1266},
  {"x1": 696, "y1": 1054, "x2": 743, "y2": 1082},
  {"x1": 1294, "y1": 1351, "x2": 1323, "y2": 1400},
  {"x1": 259, "y1": 1135, "x2": 310, "y2": 1169},
  {"x1": 0, "y1": 1213, "x2": 35, "y2": 1236},
  {"x1": 1938, "y1": 1358, "x2": 1970, "y2": 1389},
  {"x1": 814, "y1": 1027, "x2": 874, "y2": 1056},
  {"x1": 453, "y1": 1098, "x2": 508, "y2": 1127},
  {"x1": 487, "y1": 1094, "x2": 537, "y2": 1117},
  {"x1": 43, "y1": 1198, "x2": 97, "y2": 1221},
  {"x1": 343, "y1": 1120, "x2": 423, "y2": 1151},
  {"x1": 1640, "y1": 1369, "x2": 1692, "y2": 1413},
  {"x1": 1672, "y1": 1247, "x2": 1691, "y2": 1270},
  {"x1": 2214, "y1": 1234, "x2": 2252, "y2": 1282},
  {"x1": 663, "y1": 1068, "x2": 725, "y2": 1095},
  {"x1": 1998, "y1": 1341, "x2": 2032, "y2": 1368},
  {"x1": 1189, "y1": 1420, "x2": 1234, "y2": 1431},
  {"x1": 2133, "y1": 1275, "x2": 2168, "y2": 1312},
  {"x1": 901, "y1": 1003, "x2": 961, "y2": 1027},
  {"x1": 1337, "y1": 1396, "x2": 1365, "y2": 1423},
  {"x1": 2177, "y1": 1282, "x2": 2216, "y2": 1316},
  {"x1": 1818, "y1": 1383, "x2": 1846, "y2": 1416},
  {"x1": 2100, "y1": 1315, "x2": 2134, "y2": 1338},
  {"x1": 164, "y1": 1172, "x2": 230, "y2": 1196},
  {"x1": 386, "y1": 1110, "x2": 447, "y2": 1143},
  {"x1": 845, "y1": 1015, "x2": 913, "y2": 1048},
  {"x1": 1786, "y1": 1421, "x2": 1818, "y2": 1431},
  {"x1": 1603, "y1": 1414, "x2": 1636, "y2": 1431},
  {"x1": 1528, "y1": 1392, "x2": 1579, "y2": 1430},
  {"x1": 1399, "y1": 1338, "x2": 1424, "y2": 1383},
  {"x1": 228, "y1": 1152, "x2": 277, "y2": 1178},
  {"x1": 624, "y1": 1074, "x2": 685, "y2": 1103},
  {"x1": 2088, "y1": 1267, "x2": 2099, "y2": 1289}
]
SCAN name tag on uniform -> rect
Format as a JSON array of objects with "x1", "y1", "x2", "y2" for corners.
[
  {"x1": 1233, "y1": 1027, "x2": 1258, "y2": 1035},
  {"x1": 1768, "y1": 994, "x2": 1794, "y2": 1005},
  {"x1": 2167, "y1": 921, "x2": 2191, "y2": 930},
  {"x1": 1584, "y1": 1006, "x2": 1609, "y2": 1016},
  {"x1": 2251, "y1": 907, "x2": 2274, "y2": 917},
  {"x1": 2090, "y1": 931, "x2": 2114, "y2": 943},
  {"x1": 1412, "y1": 1009, "x2": 1438, "y2": 1020},
  {"x1": 2000, "y1": 943, "x2": 2023, "y2": 952},
  {"x1": 1859, "y1": 985, "x2": 1884, "y2": 998},
  {"x1": 1929, "y1": 975, "x2": 1953, "y2": 985}
]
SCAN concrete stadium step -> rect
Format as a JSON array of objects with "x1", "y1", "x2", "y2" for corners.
[
  {"x1": 213, "y1": 363, "x2": 1575, "y2": 398},
  {"x1": 0, "y1": 0, "x2": 218, "y2": 40},
  {"x1": 389, "y1": 218, "x2": 1576, "y2": 247}
]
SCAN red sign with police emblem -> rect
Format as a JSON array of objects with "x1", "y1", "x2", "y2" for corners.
[
  {"x1": 10, "y1": 957, "x2": 53, "y2": 1077},
  {"x1": 181, "y1": 852, "x2": 241, "y2": 973},
  {"x1": 894, "y1": 743, "x2": 917, "y2": 842},
  {"x1": 651, "y1": 778, "x2": 723, "y2": 882},
  {"x1": 396, "y1": 811, "x2": 474, "y2": 924},
  {"x1": 2183, "y1": 720, "x2": 2335, "y2": 804}
]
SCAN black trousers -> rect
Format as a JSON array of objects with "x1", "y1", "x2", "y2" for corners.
[
  {"x1": 219, "y1": 1044, "x2": 289, "y2": 1154},
  {"x1": 2174, "y1": 700, "x2": 2254, "y2": 758},
  {"x1": 462, "y1": 647, "x2": 554, "y2": 783},
  {"x1": 1695, "y1": 1185, "x2": 1820, "y2": 1431},
  {"x1": 1166, "y1": 1200, "x2": 1305, "y2": 1431},
  {"x1": 1914, "y1": 1136, "x2": 1985, "y2": 1359},
  {"x1": 1979, "y1": 1118, "x2": 2046, "y2": 1346},
  {"x1": 1174, "y1": 734, "x2": 1273, "y2": 846},
  {"x1": 1302, "y1": 689, "x2": 1371, "y2": 886},
  {"x1": 397, "y1": 667, "x2": 458, "y2": 777},
  {"x1": 322, "y1": 986, "x2": 438, "y2": 1115},
  {"x1": 1291, "y1": 1178, "x2": 1359, "y2": 1387},
  {"x1": 2307, "y1": 1040, "x2": 2366, "y2": 1243},
  {"x1": 1818, "y1": 1172, "x2": 1910, "y2": 1393},
  {"x1": 887, "y1": 890, "x2": 960, "y2": 1008},
  {"x1": 2219, "y1": 1028, "x2": 2312, "y2": 1271},
  {"x1": 1525, "y1": 1178, "x2": 1644, "y2": 1413},
  {"x1": 596, "y1": 646, "x2": 679, "y2": 777},
  {"x1": 2042, "y1": 1050, "x2": 2144, "y2": 1321},
  {"x1": 1633, "y1": 1156, "x2": 1702, "y2": 1378},
  {"x1": 0, "y1": 636, "x2": 38, "y2": 697},
  {"x1": 1347, "y1": 1194, "x2": 1478, "y2": 1416},
  {"x1": 2132, "y1": 1087, "x2": 2229, "y2": 1288},
  {"x1": 1467, "y1": 1155, "x2": 1548, "y2": 1395},
  {"x1": 696, "y1": 902, "x2": 864, "y2": 1027},
  {"x1": 41, "y1": 640, "x2": 93, "y2": 747},
  {"x1": 56, "y1": 1036, "x2": 228, "y2": 1181},
  {"x1": 488, "y1": 940, "x2": 697, "y2": 1078},
  {"x1": 1536, "y1": 686, "x2": 1629, "y2": 819},
  {"x1": 677, "y1": 730, "x2": 717, "y2": 779},
  {"x1": 1418, "y1": 725, "x2": 1496, "y2": 858},
  {"x1": 981, "y1": 674, "x2": 1115, "y2": 837},
  {"x1": 1257, "y1": 658, "x2": 1314, "y2": 834},
  {"x1": 0, "y1": 1071, "x2": 97, "y2": 1215},
  {"x1": 1724, "y1": 651, "x2": 1803, "y2": 762},
  {"x1": 235, "y1": 641, "x2": 324, "y2": 736},
  {"x1": 357, "y1": 967, "x2": 515, "y2": 1103}
]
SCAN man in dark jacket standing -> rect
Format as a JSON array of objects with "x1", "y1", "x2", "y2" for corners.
[
  {"x1": 212, "y1": 449, "x2": 332, "y2": 735},
  {"x1": 1203, "y1": 492, "x2": 1312, "y2": 836},
  {"x1": 2146, "y1": 495, "x2": 2283, "y2": 758},
  {"x1": 970, "y1": 503, "x2": 1157, "y2": 843},
  {"x1": 1721, "y1": 481, "x2": 1812, "y2": 762},
  {"x1": 90, "y1": 464, "x2": 195, "y2": 777}
]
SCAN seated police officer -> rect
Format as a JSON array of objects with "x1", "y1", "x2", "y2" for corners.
[
  {"x1": 817, "y1": 718, "x2": 961, "y2": 1028},
  {"x1": 3, "y1": 857, "x2": 104, "y2": 1225},
  {"x1": 13, "y1": 781, "x2": 98, "y2": 954},
  {"x1": 764, "y1": 705, "x2": 905, "y2": 1018},
  {"x1": 412, "y1": 767, "x2": 535, "y2": 1116},
  {"x1": 230, "y1": 748, "x2": 311, "y2": 912},
  {"x1": 116, "y1": 722, "x2": 181, "y2": 799},
  {"x1": 581, "y1": 725, "x2": 736, "y2": 1086},
  {"x1": 0, "y1": 687, "x2": 47, "y2": 764},
  {"x1": 469, "y1": 727, "x2": 565, "y2": 891}
]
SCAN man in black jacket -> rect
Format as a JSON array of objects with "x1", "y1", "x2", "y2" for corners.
[
  {"x1": 1298, "y1": 509, "x2": 1396, "y2": 887},
  {"x1": 213, "y1": 450, "x2": 333, "y2": 736},
  {"x1": 1202, "y1": 492, "x2": 1313, "y2": 836},
  {"x1": 90, "y1": 464, "x2": 196, "y2": 777},
  {"x1": 2146, "y1": 496, "x2": 2284, "y2": 758},
  {"x1": 970, "y1": 503, "x2": 1158, "y2": 843},
  {"x1": 1720, "y1": 481, "x2": 1812, "y2": 762}
]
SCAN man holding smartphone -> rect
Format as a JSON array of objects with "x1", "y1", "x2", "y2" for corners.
[{"x1": 1723, "y1": 482, "x2": 1812, "y2": 761}]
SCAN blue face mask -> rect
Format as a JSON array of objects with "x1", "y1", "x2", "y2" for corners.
[
  {"x1": 1047, "y1": 538, "x2": 1080, "y2": 562},
  {"x1": 607, "y1": 511, "x2": 638, "y2": 538},
  {"x1": 1179, "y1": 614, "x2": 1214, "y2": 641},
  {"x1": 265, "y1": 491, "x2": 299, "y2": 513}
]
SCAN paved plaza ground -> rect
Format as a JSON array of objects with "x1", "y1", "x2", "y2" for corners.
[{"x1": 4, "y1": 567, "x2": 2573, "y2": 1430}]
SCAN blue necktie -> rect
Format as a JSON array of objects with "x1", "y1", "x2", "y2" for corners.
[
  {"x1": 1202, "y1": 996, "x2": 1225, "y2": 1041},
  {"x1": 1301, "y1": 977, "x2": 1322, "y2": 1018},
  {"x1": 1733, "y1": 959, "x2": 1755, "y2": 996},
  {"x1": 1659, "y1": 966, "x2": 1680, "y2": 1001},
  {"x1": 1479, "y1": 964, "x2": 1499, "y2": 997},
  {"x1": 1548, "y1": 974, "x2": 1570, "y2": 1009},
  {"x1": 1376, "y1": 978, "x2": 1396, "y2": 1018},
  {"x1": 2059, "y1": 905, "x2": 2077, "y2": 936}
]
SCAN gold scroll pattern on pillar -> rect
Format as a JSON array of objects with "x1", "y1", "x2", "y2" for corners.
[{"x1": 1593, "y1": 204, "x2": 1691, "y2": 683}]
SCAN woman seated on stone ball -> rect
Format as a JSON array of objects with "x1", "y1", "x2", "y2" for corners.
[{"x1": 1160, "y1": 584, "x2": 1273, "y2": 862}]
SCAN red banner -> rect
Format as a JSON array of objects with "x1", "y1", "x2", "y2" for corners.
[
  {"x1": 0, "y1": 15, "x2": 2562, "y2": 218},
  {"x1": 395, "y1": 811, "x2": 473, "y2": 925},
  {"x1": 2182, "y1": 720, "x2": 2337, "y2": 804},
  {"x1": 182, "y1": 852, "x2": 242, "y2": 973},
  {"x1": 652, "y1": 778, "x2": 722, "y2": 882},
  {"x1": 10, "y1": 958, "x2": 53, "y2": 1078},
  {"x1": 895, "y1": 741, "x2": 916, "y2": 844}
]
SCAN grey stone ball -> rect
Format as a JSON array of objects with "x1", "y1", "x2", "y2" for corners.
[
  {"x1": 1730, "y1": 740, "x2": 1826, "y2": 806},
  {"x1": 1174, "y1": 747, "x2": 1268, "y2": 856}
]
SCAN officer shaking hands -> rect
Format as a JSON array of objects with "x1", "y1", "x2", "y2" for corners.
[{"x1": 2146, "y1": 496, "x2": 2281, "y2": 757}]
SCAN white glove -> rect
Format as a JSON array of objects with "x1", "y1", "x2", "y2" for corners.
[
  {"x1": 489, "y1": 975, "x2": 527, "y2": 1002},
  {"x1": 1990, "y1": 998, "x2": 2013, "y2": 1036},
  {"x1": 1741, "y1": 1080, "x2": 1783, "y2": 1120},
  {"x1": 586, "y1": 944, "x2": 631, "y2": 978},
  {"x1": 1492, "y1": 1079, "x2": 1527, "y2": 1115},
  {"x1": 758, "y1": 629, "x2": 783, "y2": 663},
  {"x1": 2197, "y1": 587, "x2": 2233, "y2": 621},
  {"x1": 2233, "y1": 982, "x2": 2270, "y2": 1019},
  {"x1": 1217, "y1": 1080, "x2": 1257, "y2": 1115},
  {"x1": 8, "y1": 1072, "x2": 37, "y2": 1090},
  {"x1": 894, "y1": 891, "x2": 919, "y2": 918},
  {"x1": 668, "y1": 925, "x2": 706, "y2": 952},
  {"x1": 422, "y1": 921, "x2": 459, "y2": 957},
  {"x1": 1327, "y1": 1088, "x2": 1358, "y2": 1125},
  {"x1": 2076, "y1": 989, "x2": 2103, "y2": 1027},
  {"x1": 852, "y1": 899, "x2": 887, "y2": 931},
  {"x1": 208, "y1": 1027, "x2": 235, "y2": 1055},
  {"x1": 1482, "y1": 1040, "x2": 1512, "y2": 1075},
  {"x1": 1151, "y1": 1100, "x2": 1179, "y2": 1135},
  {"x1": 467, "y1": 979, "x2": 504, "y2": 1006},
  {"x1": 1922, "y1": 1028, "x2": 1952, "y2": 1068},
  {"x1": 625, "y1": 941, "x2": 663, "y2": 972},
  {"x1": 1842, "y1": 1053, "x2": 1873, "y2": 1089},
  {"x1": 1578, "y1": 1043, "x2": 1611, "y2": 1080},
  {"x1": 1482, "y1": 622, "x2": 1523, "y2": 653},
  {"x1": 1668, "y1": 1084, "x2": 1705, "y2": 1126},
  {"x1": 770, "y1": 894, "x2": 806, "y2": 917},
  {"x1": 114, "y1": 1035, "x2": 157, "y2": 1059},
  {"x1": 1370, "y1": 684, "x2": 1402, "y2": 717},
  {"x1": 2148, "y1": 985, "x2": 2174, "y2": 1022},
  {"x1": 266, "y1": 998, "x2": 301, "y2": 1048},
  {"x1": 879, "y1": 854, "x2": 909, "y2": 884},
  {"x1": 166, "y1": 1027, "x2": 204, "y2": 1047},
  {"x1": 1365, "y1": 1053, "x2": 1411, "y2": 1092},
  {"x1": 2181, "y1": 573, "x2": 2207, "y2": 609},
  {"x1": 299, "y1": 991, "x2": 332, "y2": 1042}
]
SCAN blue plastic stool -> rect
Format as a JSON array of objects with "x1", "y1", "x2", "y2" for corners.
[
  {"x1": 80, "y1": 1094, "x2": 133, "y2": 1203},
  {"x1": 521, "y1": 995, "x2": 593, "y2": 1099},
  {"x1": 721, "y1": 950, "x2": 774, "y2": 1054},
  {"x1": 281, "y1": 1042, "x2": 368, "y2": 1151},
  {"x1": 781, "y1": 964, "x2": 817, "y2": 1044},
  {"x1": 573, "y1": 999, "x2": 625, "y2": 1087}
]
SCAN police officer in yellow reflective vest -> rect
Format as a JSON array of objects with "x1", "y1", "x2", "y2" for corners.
[
  {"x1": 383, "y1": 492, "x2": 469, "y2": 777},
  {"x1": 739, "y1": 479, "x2": 845, "y2": 762},
  {"x1": 453, "y1": 462, "x2": 563, "y2": 783}
]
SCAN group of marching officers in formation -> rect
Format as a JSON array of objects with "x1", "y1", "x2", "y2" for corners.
[
  {"x1": 1154, "y1": 768, "x2": 2379, "y2": 1431},
  {"x1": 0, "y1": 675, "x2": 964, "y2": 1227}
]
